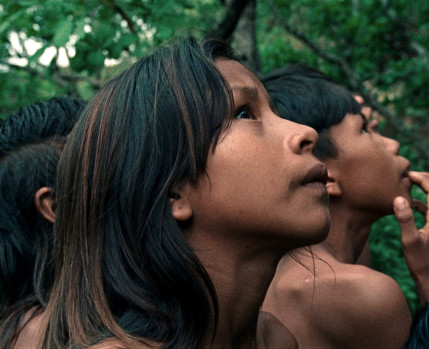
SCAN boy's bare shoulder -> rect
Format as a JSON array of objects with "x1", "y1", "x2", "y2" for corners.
[
  {"x1": 314, "y1": 264, "x2": 411, "y2": 348},
  {"x1": 272, "y1": 252, "x2": 406, "y2": 305},
  {"x1": 314, "y1": 263, "x2": 410, "y2": 316},
  {"x1": 274, "y1": 257, "x2": 410, "y2": 320},
  {"x1": 265, "y1": 255, "x2": 412, "y2": 348}
]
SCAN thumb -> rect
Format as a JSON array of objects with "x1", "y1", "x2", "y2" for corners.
[{"x1": 394, "y1": 196, "x2": 417, "y2": 244}]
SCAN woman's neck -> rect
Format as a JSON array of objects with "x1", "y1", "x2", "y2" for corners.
[{"x1": 189, "y1": 234, "x2": 282, "y2": 349}]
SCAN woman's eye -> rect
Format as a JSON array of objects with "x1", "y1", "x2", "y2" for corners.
[{"x1": 235, "y1": 109, "x2": 254, "y2": 120}]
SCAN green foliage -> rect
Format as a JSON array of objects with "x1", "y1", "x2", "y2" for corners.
[{"x1": 0, "y1": 0, "x2": 222, "y2": 117}]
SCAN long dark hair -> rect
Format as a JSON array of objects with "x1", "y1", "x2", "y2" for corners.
[
  {"x1": 40, "y1": 37, "x2": 236, "y2": 348},
  {"x1": 0, "y1": 97, "x2": 85, "y2": 348}
]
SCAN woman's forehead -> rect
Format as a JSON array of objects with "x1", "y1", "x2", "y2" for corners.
[
  {"x1": 214, "y1": 58, "x2": 267, "y2": 104},
  {"x1": 215, "y1": 58, "x2": 261, "y2": 90}
]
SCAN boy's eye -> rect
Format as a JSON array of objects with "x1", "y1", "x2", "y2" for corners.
[
  {"x1": 362, "y1": 120, "x2": 369, "y2": 133},
  {"x1": 367, "y1": 119, "x2": 379, "y2": 133},
  {"x1": 235, "y1": 109, "x2": 253, "y2": 119}
]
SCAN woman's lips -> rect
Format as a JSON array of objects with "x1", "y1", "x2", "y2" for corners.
[{"x1": 302, "y1": 163, "x2": 328, "y2": 194}]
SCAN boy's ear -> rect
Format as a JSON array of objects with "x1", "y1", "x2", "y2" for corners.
[
  {"x1": 169, "y1": 184, "x2": 193, "y2": 222},
  {"x1": 34, "y1": 187, "x2": 56, "y2": 223},
  {"x1": 326, "y1": 169, "x2": 342, "y2": 197}
]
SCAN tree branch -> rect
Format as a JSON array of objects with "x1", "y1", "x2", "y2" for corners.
[
  {"x1": 2, "y1": 60, "x2": 103, "y2": 89},
  {"x1": 99, "y1": 0, "x2": 136, "y2": 34},
  {"x1": 267, "y1": 0, "x2": 429, "y2": 167},
  {"x1": 113, "y1": 4, "x2": 136, "y2": 34},
  {"x1": 208, "y1": 0, "x2": 250, "y2": 41}
]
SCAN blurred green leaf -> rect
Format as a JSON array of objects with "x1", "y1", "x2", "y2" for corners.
[{"x1": 52, "y1": 19, "x2": 73, "y2": 47}]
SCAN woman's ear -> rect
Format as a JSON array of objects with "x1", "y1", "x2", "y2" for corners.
[
  {"x1": 34, "y1": 187, "x2": 56, "y2": 223},
  {"x1": 169, "y1": 184, "x2": 193, "y2": 222},
  {"x1": 326, "y1": 169, "x2": 342, "y2": 197}
]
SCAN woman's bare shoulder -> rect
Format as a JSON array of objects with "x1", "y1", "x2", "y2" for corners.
[
  {"x1": 88, "y1": 338, "x2": 158, "y2": 349},
  {"x1": 13, "y1": 309, "x2": 44, "y2": 349}
]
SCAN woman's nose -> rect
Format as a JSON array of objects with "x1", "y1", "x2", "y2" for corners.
[{"x1": 285, "y1": 121, "x2": 318, "y2": 154}]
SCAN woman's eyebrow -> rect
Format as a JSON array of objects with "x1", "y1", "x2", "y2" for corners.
[{"x1": 231, "y1": 86, "x2": 260, "y2": 100}]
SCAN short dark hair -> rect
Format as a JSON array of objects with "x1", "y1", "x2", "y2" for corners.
[
  {"x1": 405, "y1": 303, "x2": 429, "y2": 348},
  {"x1": 262, "y1": 64, "x2": 361, "y2": 159},
  {"x1": 0, "y1": 96, "x2": 85, "y2": 348},
  {"x1": 0, "y1": 96, "x2": 84, "y2": 150}
]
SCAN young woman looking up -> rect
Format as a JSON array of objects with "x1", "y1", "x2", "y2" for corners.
[
  {"x1": 38, "y1": 38, "x2": 330, "y2": 349},
  {"x1": 260, "y1": 65, "x2": 413, "y2": 349}
]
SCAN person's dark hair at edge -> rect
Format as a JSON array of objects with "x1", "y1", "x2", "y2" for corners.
[
  {"x1": 405, "y1": 303, "x2": 429, "y2": 349},
  {"x1": 0, "y1": 97, "x2": 85, "y2": 348},
  {"x1": 39, "y1": 37, "x2": 237, "y2": 349},
  {"x1": 262, "y1": 64, "x2": 361, "y2": 159}
]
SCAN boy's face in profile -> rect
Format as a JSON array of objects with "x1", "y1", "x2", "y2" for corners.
[{"x1": 323, "y1": 111, "x2": 412, "y2": 216}]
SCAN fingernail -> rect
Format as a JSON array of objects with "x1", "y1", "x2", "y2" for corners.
[{"x1": 394, "y1": 197, "x2": 409, "y2": 209}]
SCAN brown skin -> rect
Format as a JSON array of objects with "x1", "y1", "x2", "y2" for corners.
[
  {"x1": 263, "y1": 249, "x2": 412, "y2": 349},
  {"x1": 172, "y1": 58, "x2": 330, "y2": 348},
  {"x1": 261, "y1": 112, "x2": 413, "y2": 348},
  {"x1": 354, "y1": 96, "x2": 374, "y2": 267},
  {"x1": 394, "y1": 172, "x2": 429, "y2": 305},
  {"x1": 257, "y1": 311, "x2": 298, "y2": 349},
  {"x1": 87, "y1": 339, "x2": 154, "y2": 349},
  {"x1": 13, "y1": 310, "x2": 43, "y2": 349}
]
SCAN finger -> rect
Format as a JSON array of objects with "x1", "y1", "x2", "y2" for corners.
[
  {"x1": 412, "y1": 199, "x2": 428, "y2": 216},
  {"x1": 394, "y1": 196, "x2": 418, "y2": 244},
  {"x1": 408, "y1": 171, "x2": 429, "y2": 193},
  {"x1": 409, "y1": 172, "x2": 429, "y2": 223}
]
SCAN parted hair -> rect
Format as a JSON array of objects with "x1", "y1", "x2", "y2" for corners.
[
  {"x1": 262, "y1": 64, "x2": 361, "y2": 159},
  {"x1": 0, "y1": 97, "x2": 85, "y2": 348},
  {"x1": 39, "y1": 37, "x2": 236, "y2": 349}
]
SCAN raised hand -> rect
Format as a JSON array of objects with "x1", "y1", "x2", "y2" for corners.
[{"x1": 394, "y1": 171, "x2": 429, "y2": 305}]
